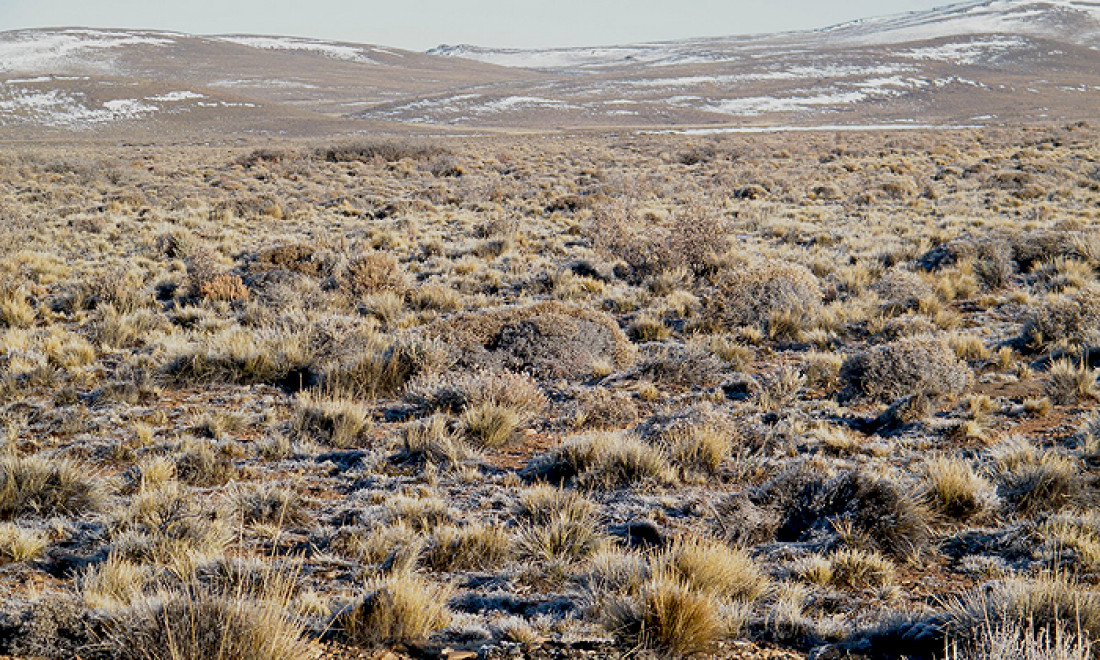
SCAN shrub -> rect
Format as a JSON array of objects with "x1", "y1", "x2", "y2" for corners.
[
  {"x1": 394, "y1": 415, "x2": 476, "y2": 471},
  {"x1": 586, "y1": 201, "x2": 730, "y2": 282},
  {"x1": 0, "y1": 287, "x2": 36, "y2": 328},
  {"x1": 826, "y1": 548, "x2": 897, "y2": 589},
  {"x1": 945, "y1": 575, "x2": 1100, "y2": 648},
  {"x1": 1046, "y1": 358, "x2": 1098, "y2": 404},
  {"x1": 604, "y1": 573, "x2": 724, "y2": 657},
  {"x1": 1021, "y1": 288, "x2": 1100, "y2": 350},
  {"x1": 657, "y1": 536, "x2": 767, "y2": 601},
  {"x1": 991, "y1": 436, "x2": 1077, "y2": 514},
  {"x1": 104, "y1": 584, "x2": 313, "y2": 660},
  {"x1": 634, "y1": 343, "x2": 727, "y2": 390},
  {"x1": 163, "y1": 326, "x2": 313, "y2": 388},
  {"x1": 766, "y1": 468, "x2": 930, "y2": 559},
  {"x1": 514, "y1": 484, "x2": 598, "y2": 526},
  {"x1": 424, "y1": 524, "x2": 512, "y2": 572},
  {"x1": 527, "y1": 432, "x2": 678, "y2": 490},
  {"x1": 703, "y1": 260, "x2": 821, "y2": 334},
  {"x1": 405, "y1": 370, "x2": 546, "y2": 418},
  {"x1": 1040, "y1": 510, "x2": 1100, "y2": 572},
  {"x1": 175, "y1": 440, "x2": 238, "y2": 486},
  {"x1": 199, "y1": 273, "x2": 250, "y2": 302},
  {"x1": 921, "y1": 456, "x2": 998, "y2": 521},
  {"x1": 661, "y1": 424, "x2": 733, "y2": 476},
  {"x1": 583, "y1": 550, "x2": 651, "y2": 596},
  {"x1": 80, "y1": 552, "x2": 149, "y2": 609},
  {"x1": 291, "y1": 392, "x2": 371, "y2": 447},
  {"x1": 0, "y1": 455, "x2": 102, "y2": 520},
  {"x1": 515, "y1": 514, "x2": 607, "y2": 565},
  {"x1": 945, "y1": 617, "x2": 1092, "y2": 660},
  {"x1": 321, "y1": 337, "x2": 450, "y2": 399},
  {"x1": 461, "y1": 401, "x2": 521, "y2": 448},
  {"x1": 341, "y1": 252, "x2": 407, "y2": 297},
  {"x1": 572, "y1": 387, "x2": 640, "y2": 430},
  {"x1": 338, "y1": 572, "x2": 452, "y2": 647},
  {"x1": 0, "y1": 522, "x2": 47, "y2": 562},
  {"x1": 971, "y1": 239, "x2": 1016, "y2": 290},
  {"x1": 231, "y1": 483, "x2": 307, "y2": 527},
  {"x1": 425, "y1": 302, "x2": 635, "y2": 380},
  {"x1": 873, "y1": 269, "x2": 934, "y2": 313},
  {"x1": 113, "y1": 482, "x2": 230, "y2": 562},
  {"x1": 842, "y1": 336, "x2": 972, "y2": 401},
  {"x1": 319, "y1": 140, "x2": 444, "y2": 163}
]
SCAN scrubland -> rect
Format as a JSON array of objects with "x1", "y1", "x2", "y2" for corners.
[{"x1": 0, "y1": 123, "x2": 1099, "y2": 659}]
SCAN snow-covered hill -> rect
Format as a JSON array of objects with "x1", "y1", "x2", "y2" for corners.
[{"x1": 1, "y1": 1, "x2": 1099, "y2": 136}]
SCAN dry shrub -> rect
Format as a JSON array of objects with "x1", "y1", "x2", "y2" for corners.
[
  {"x1": 252, "y1": 243, "x2": 325, "y2": 277},
  {"x1": 604, "y1": 573, "x2": 725, "y2": 657},
  {"x1": 573, "y1": 387, "x2": 640, "y2": 430},
  {"x1": 945, "y1": 617, "x2": 1092, "y2": 660},
  {"x1": 1040, "y1": 510, "x2": 1100, "y2": 572},
  {"x1": 921, "y1": 455, "x2": 998, "y2": 521},
  {"x1": 514, "y1": 514, "x2": 607, "y2": 565},
  {"x1": 703, "y1": 260, "x2": 821, "y2": 334},
  {"x1": 292, "y1": 392, "x2": 371, "y2": 447},
  {"x1": 583, "y1": 550, "x2": 651, "y2": 596},
  {"x1": 1046, "y1": 358, "x2": 1098, "y2": 404},
  {"x1": 321, "y1": 337, "x2": 450, "y2": 399},
  {"x1": 319, "y1": 140, "x2": 444, "y2": 163},
  {"x1": 527, "y1": 432, "x2": 677, "y2": 490},
  {"x1": 991, "y1": 436, "x2": 1078, "y2": 514},
  {"x1": 163, "y1": 326, "x2": 313, "y2": 388},
  {"x1": 199, "y1": 273, "x2": 250, "y2": 302},
  {"x1": 341, "y1": 252, "x2": 408, "y2": 297},
  {"x1": 338, "y1": 572, "x2": 452, "y2": 647},
  {"x1": 424, "y1": 524, "x2": 512, "y2": 572},
  {"x1": 765, "y1": 468, "x2": 930, "y2": 559},
  {"x1": 0, "y1": 455, "x2": 102, "y2": 519},
  {"x1": 842, "y1": 336, "x2": 972, "y2": 401},
  {"x1": 231, "y1": 483, "x2": 307, "y2": 527},
  {"x1": 0, "y1": 522, "x2": 47, "y2": 562},
  {"x1": 1022, "y1": 288, "x2": 1100, "y2": 350},
  {"x1": 394, "y1": 415, "x2": 476, "y2": 471},
  {"x1": 586, "y1": 200, "x2": 730, "y2": 282},
  {"x1": 175, "y1": 440, "x2": 238, "y2": 486},
  {"x1": 0, "y1": 287, "x2": 36, "y2": 328},
  {"x1": 635, "y1": 343, "x2": 727, "y2": 390},
  {"x1": 114, "y1": 482, "x2": 230, "y2": 562},
  {"x1": 514, "y1": 484, "x2": 598, "y2": 526},
  {"x1": 425, "y1": 301, "x2": 635, "y2": 380},
  {"x1": 873, "y1": 269, "x2": 934, "y2": 313},
  {"x1": 657, "y1": 536, "x2": 767, "y2": 601},
  {"x1": 94, "y1": 305, "x2": 171, "y2": 349},
  {"x1": 971, "y1": 240, "x2": 1016, "y2": 290},
  {"x1": 826, "y1": 548, "x2": 897, "y2": 589},
  {"x1": 405, "y1": 370, "x2": 546, "y2": 418},
  {"x1": 945, "y1": 574, "x2": 1100, "y2": 649},
  {"x1": 461, "y1": 401, "x2": 522, "y2": 447},
  {"x1": 104, "y1": 582, "x2": 314, "y2": 660},
  {"x1": 383, "y1": 494, "x2": 453, "y2": 533}
]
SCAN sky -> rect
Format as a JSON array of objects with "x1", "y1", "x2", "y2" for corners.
[{"x1": 0, "y1": 1, "x2": 958, "y2": 50}]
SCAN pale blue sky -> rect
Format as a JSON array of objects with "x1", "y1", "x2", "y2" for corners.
[{"x1": 0, "y1": 1, "x2": 956, "y2": 50}]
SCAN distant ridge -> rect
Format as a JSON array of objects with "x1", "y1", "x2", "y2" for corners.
[{"x1": 1, "y1": 1, "x2": 1099, "y2": 137}]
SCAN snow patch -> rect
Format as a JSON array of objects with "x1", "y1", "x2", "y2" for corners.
[
  {"x1": 146, "y1": 91, "x2": 205, "y2": 102},
  {"x1": 0, "y1": 29, "x2": 174, "y2": 73},
  {"x1": 215, "y1": 36, "x2": 377, "y2": 63}
]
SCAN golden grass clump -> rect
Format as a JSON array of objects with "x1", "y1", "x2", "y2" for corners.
[
  {"x1": 0, "y1": 455, "x2": 103, "y2": 520},
  {"x1": 657, "y1": 536, "x2": 768, "y2": 601},
  {"x1": 338, "y1": 572, "x2": 452, "y2": 647}
]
